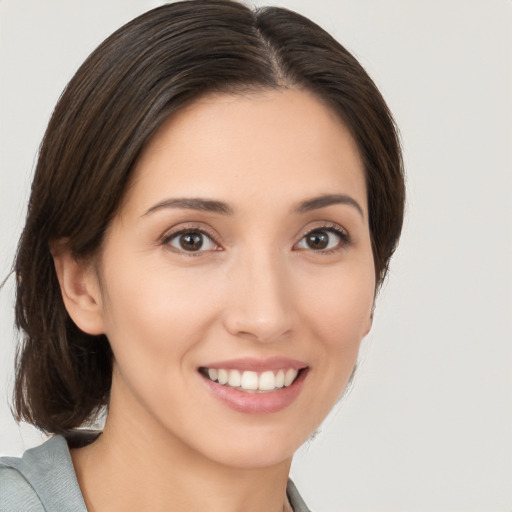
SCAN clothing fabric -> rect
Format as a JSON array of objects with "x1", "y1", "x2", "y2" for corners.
[{"x1": 0, "y1": 435, "x2": 311, "y2": 511}]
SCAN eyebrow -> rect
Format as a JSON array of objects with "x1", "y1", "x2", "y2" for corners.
[
  {"x1": 143, "y1": 198, "x2": 234, "y2": 216},
  {"x1": 294, "y1": 194, "x2": 364, "y2": 217},
  {"x1": 143, "y1": 193, "x2": 364, "y2": 218}
]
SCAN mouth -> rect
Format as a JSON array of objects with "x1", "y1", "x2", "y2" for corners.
[
  {"x1": 198, "y1": 367, "x2": 304, "y2": 393},
  {"x1": 198, "y1": 358, "x2": 309, "y2": 414}
]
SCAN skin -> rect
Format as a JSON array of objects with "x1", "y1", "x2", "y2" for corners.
[{"x1": 54, "y1": 88, "x2": 376, "y2": 512}]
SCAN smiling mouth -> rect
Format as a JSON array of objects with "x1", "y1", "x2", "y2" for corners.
[{"x1": 199, "y1": 367, "x2": 304, "y2": 393}]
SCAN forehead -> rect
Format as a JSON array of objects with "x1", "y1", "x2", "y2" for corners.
[{"x1": 124, "y1": 88, "x2": 367, "y2": 216}]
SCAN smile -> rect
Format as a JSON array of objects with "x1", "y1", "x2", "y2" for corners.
[
  {"x1": 198, "y1": 358, "x2": 309, "y2": 414},
  {"x1": 200, "y1": 367, "x2": 300, "y2": 393}
]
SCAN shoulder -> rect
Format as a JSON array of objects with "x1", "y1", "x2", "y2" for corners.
[
  {"x1": 287, "y1": 479, "x2": 312, "y2": 512},
  {"x1": 0, "y1": 464, "x2": 44, "y2": 512},
  {"x1": 0, "y1": 436, "x2": 87, "y2": 512}
]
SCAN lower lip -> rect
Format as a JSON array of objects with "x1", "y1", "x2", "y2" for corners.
[{"x1": 200, "y1": 369, "x2": 308, "y2": 414}]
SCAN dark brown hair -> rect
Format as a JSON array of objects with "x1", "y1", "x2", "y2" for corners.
[{"x1": 13, "y1": 0, "x2": 405, "y2": 434}]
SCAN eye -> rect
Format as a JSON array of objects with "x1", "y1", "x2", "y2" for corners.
[
  {"x1": 295, "y1": 226, "x2": 349, "y2": 252},
  {"x1": 165, "y1": 229, "x2": 219, "y2": 253}
]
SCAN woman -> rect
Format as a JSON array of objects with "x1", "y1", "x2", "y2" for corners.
[{"x1": 0, "y1": 1, "x2": 404, "y2": 510}]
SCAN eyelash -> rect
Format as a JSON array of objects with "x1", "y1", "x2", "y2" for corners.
[
  {"x1": 161, "y1": 223, "x2": 351, "y2": 256},
  {"x1": 296, "y1": 223, "x2": 351, "y2": 255},
  {"x1": 162, "y1": 225, "x2": 220, "y2": 257}
]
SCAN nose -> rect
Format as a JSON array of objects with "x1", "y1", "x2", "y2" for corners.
[{"x1": 223, "y1": 249, "x2": 294, "y2": 343}]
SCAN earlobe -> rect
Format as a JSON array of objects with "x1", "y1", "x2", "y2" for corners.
[{"x1": 50, "y1": 241, "x2": 105, "y2": 335}]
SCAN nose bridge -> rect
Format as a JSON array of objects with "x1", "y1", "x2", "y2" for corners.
[{"x1": 224, "y1": 245, "x2": 293, "y2": 342}]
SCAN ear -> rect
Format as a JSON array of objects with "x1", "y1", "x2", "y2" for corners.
[{"x1": 50, "y1": 241, "x2": 105, "y2": 335}]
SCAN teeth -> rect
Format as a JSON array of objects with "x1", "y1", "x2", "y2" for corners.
[
  {"x1": 240, "y1": 371, "x2": 259, "y2": 390},
  {"x1": 284, "y1": 368, "x2": 298, "y2": 387},
  {"x1": 275, "y1": 369, "x2": 285, "y2": 388},
  {"x1": 258, "y1": 371, "x2": 276, "y2": 391},
  {"x1": 218, "y1": 369, "x2": 229, "y2": 385},
  {"x1": 204, "y1": 367, "x2": 300, "y2": 392},
  {"x1": 228, "y1": 369, "x2": 241, "y2": 387}
]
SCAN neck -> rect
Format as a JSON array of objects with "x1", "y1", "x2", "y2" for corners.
[{"x1": 71, "y1": 385, "x2": 292, "y2": 512}]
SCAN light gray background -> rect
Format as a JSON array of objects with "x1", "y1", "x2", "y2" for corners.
[{"x1": 1, "y1": 1, "x2": 511, "y2": 511}]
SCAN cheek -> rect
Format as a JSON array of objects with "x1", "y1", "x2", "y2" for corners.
[
  {"x1": 283, "y1": 264, "x2": 374, "y2": 437},
  {"x1": 99, "y1": 260, "x2": 219, "y2": 364},
  {"x1": 302, "y1": 264, "x2": 374, "y2": 340},
  {"x1": 98, "y1": 263, "x2": 224, "y2": 424},
  {"x1": 298, "y1": 262, "x2": 374, "y2": 386}
]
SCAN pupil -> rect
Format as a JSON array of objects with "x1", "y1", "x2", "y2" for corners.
[
  {"x1": 181, "y1": 233, "x2": 203, "y2": 251},
  {"x1": 307, "y1": 231, "x2": 328, "y2": 250}
]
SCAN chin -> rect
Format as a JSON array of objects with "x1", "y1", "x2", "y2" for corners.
[
  {"x1": 207, "y1": 442, "x2": 296, "y2": 470},
  {"x1": 188, "y1": 423, "x2": 311, "y2": 470}
]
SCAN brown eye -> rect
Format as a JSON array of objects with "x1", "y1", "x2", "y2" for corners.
[
  {"x1": 180, "y1": 233, "x2": 204, "y2": 251},
  {"x1": 296, "y1": 226, "x2": 348, "y2": 252},
  {"x1": 305, "y1": 231, "x2": 330, "y2": 250},
  {"x1": 166, "y1": 230, "x2": 217, "y2": 252}
]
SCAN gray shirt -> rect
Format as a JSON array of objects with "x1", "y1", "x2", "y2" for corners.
[{"x1": 0, "y1": 436, "x2": 311, "y2": 511}]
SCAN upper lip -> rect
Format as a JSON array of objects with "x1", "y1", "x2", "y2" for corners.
[{"x1": 200, "y1": 357, "x2": 308, "y2": 372}]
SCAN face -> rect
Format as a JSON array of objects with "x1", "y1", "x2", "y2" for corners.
[{"x1": 90, "y1": 89, "x2": 375, "y2": 469}]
